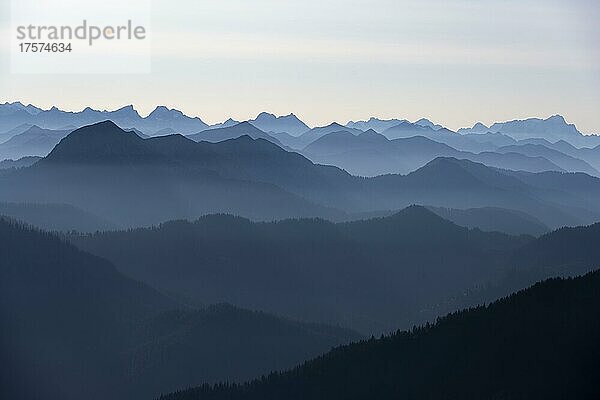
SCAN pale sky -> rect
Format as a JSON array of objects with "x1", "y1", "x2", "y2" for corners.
[{"x1": 0, "y1": 0, "x2": 599, "y2": 132}]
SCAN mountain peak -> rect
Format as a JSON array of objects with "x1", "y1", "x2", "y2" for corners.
[
  {"x1": 250, "y1": 112, "x2": 310, "y2": 136},
  {"x1": 149, "y1": 106, "x2": 175, "y2": 118},
  {"x1": 112, "y1": 105, "x2": 140, "y2": 118},
  {"x1": 43, "y1": 120, "x2": 149, "y2": 164},
  {"x1": 255, "y1": 112, "x2": 276, "y2": 120},
  {"x1": 415, "y1": 118, "x2": 443, "y2": 130},
  {"x1": 390, "y1": 204, "x2": 448, "y2": 223},
  {"x1": 115, "y1": 104, "x2": 135, "y2": 112},
  {"x1": 547, "y1": 114, "x2": 566, "y2": 123}
]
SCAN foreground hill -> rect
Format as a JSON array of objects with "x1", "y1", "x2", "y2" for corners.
[
  {"x1": 71, "y1": 206, "x2": 532, "y2": 333},
  {"x1": 160, "y1": 270, "x2": 600, "y2": 400},
  {"x1": 0, "y1": 219, "x2": 360, "y2": 400}
]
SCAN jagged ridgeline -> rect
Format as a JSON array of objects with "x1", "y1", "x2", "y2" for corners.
[{"x1": 2, "y1": 121, "x2": 600, "y2": 230}]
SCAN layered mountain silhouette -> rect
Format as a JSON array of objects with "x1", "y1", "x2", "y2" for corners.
[
  {"x1": 0, "y1": 218, "x2": 360, "y2": 400},
  {"x1": 209, "y1": 118, "x2": 240, "y2": 129},
  {"x1": 0, "y1": 123, "x2": 35, "y2": 143},
  {"x1": 0, "y1": 126, "x2": 73, "y2": 160},
  {"x1": 281, "y1": 123, "x2": 365, "y2": 149},
  {"x1": 187, "y1": 122, "x2": 286, "y2": 147},
  {"x1": 414, "y1": 117, "x2": 443, "y2": 130},
  {"x1": 345, "y1": 118, "x2": 408, "y2": 133},
  {"x1": 302, "y1": 130, "x2": 569, "y2": 176},
  {"x1": 160, "y1": 270, "x2": 600, "y2": 400},
  {"x1": 70, "y1": 206, "x2": 541, "y2": 333},
  {"x1": 460, "y1": 115, "x2": 600, "y2": 148},
  {"x1": 381, "y1": 122, "x2": 513, "y2": 153},
  {"x1": 249, "y1": 112, "x2": 309, "y2": 136},
  {"x1": 496, "y1": 143, "x2": 599, "y2": 175},
  {"x1": 0, "y1": 103, "x2": 208, "y2": 136},
  {"x1": 3, "y1": 121, "x2": 600, "y2": 228},
  {"x1": 0, "y1": 121, "x2": 342, "y2": 225},
  {"x1": 2, "y1": 103, "x2": 600, "y2": 400},
  {"x1": 458, "y1": 121, "x2": 490, "y2": 134}
]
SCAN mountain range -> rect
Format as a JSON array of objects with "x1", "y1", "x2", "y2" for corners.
[
  {"x1": 302, "y1": 130, "x2": 576, "y2": 176},
  {"x1": 0, "y1": 102, "x2": 208, "y2": 136},
  {"x1": 0, "y1": 126, "x2": 73, "y2": 160},
  {"x1": 3, "y1": 121, "x2": 600, "y2": 230},
  {"x1": 70, "y1": 206, "x2": 533, "y2": 333},
  {"x1": 2, "y1": 104, "x2": 600, "y2": 400},
  {"x1": 160, "y1": 269, "x2": 600, "y2": 400},
  {"x1": 70, "y1": 205, "x2": 600, "y2": 334},
  {"x1": 0, "y1": 218, "x2": 359, "y2": 400},
  {"x1": 3, "y1": 103, "x2": 600, "y2": 182},
  {"x1": 459, "y1": 115, "x2": 600, "y2": 148}
]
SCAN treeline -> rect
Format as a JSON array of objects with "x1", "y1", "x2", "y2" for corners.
[{"x1": 160, "y1": 270, "x2": 600, "y2": 400}]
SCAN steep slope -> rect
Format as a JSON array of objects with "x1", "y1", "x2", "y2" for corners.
[
  {"x1": 70, "y1": 206, "x2": 531, "y2": 333},
  {"x1": 427, "y1": 206, "x2": 549, "y2": 236},
  {"x1": 0, "y1": 219, "x2": 360, "y2": 400},
  {"x1": 161, "y1": 270, "x2": 600, "y2": 400},
  {"x1": 0, "y1": 218, "x2": 176, "y2": 400}
]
